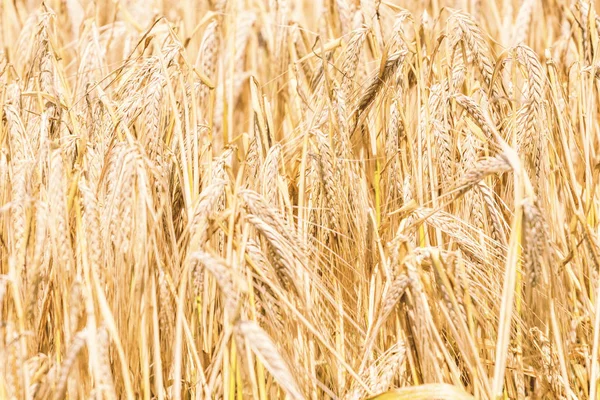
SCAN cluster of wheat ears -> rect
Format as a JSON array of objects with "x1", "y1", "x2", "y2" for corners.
[{"x1": 1, "y1": 0, "x2": 600, "y2": 398}]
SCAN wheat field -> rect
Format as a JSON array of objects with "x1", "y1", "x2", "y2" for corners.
[{"x1": 1, "y1": 0, "x2": 599, "y2": 398}]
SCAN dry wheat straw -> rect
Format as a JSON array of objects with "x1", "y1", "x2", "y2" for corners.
[
  {"x1": 236, "y1": 320, "x2": 305, "y2": 400},
  {"x1": 1, "y1": 2, "x2": 598, "y2": 399}
]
